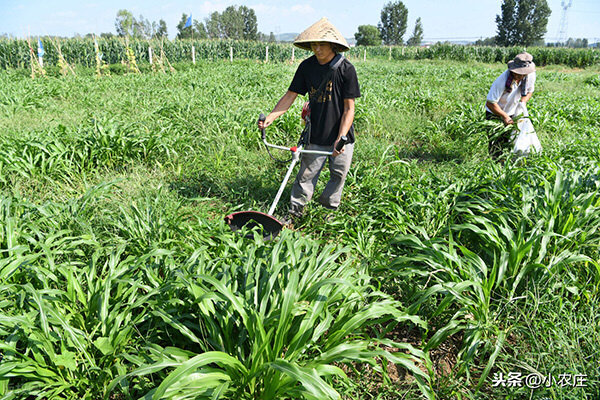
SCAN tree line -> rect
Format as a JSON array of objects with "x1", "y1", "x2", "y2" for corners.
[
  {"x1": 112, "y1": 6, "x2": 280, "y2": 42},
  {"x1": 98, "y1": 1, "x2": 583, "y2": 48},
  {"x1": 355, "y1": 0, "x2": 589, "y2": 48},
  {"x1": 354, "y1": 1, "x2": 424, "y2": 47}
]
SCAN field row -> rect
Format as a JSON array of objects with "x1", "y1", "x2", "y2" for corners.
[{"x1": 1, "y1": 37, "x2": 600, "y2": 70}]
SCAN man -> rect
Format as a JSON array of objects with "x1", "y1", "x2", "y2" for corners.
[
  {"x1": 485, "y1": 52, "x2": 536, "y2": 159},
  {"x1": 258, "y1": 17, "x2": 361, "y2": 221}
]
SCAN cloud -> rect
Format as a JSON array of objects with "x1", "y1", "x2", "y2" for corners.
[
  {"x1": 253, "y1": 3, "x2": 317, "y2": 20},
  {"x1": 291, "y1": 5, "x2": 315, "y2": 15},
  {"x1": 51, "y1": 11, "x2": 78, "y2": 18},
  {"x1": 199, "y1": 1, "x2": 228, "y2": 14}
]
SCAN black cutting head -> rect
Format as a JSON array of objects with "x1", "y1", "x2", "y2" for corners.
[{"x1": 224, "y1": 210, "x2": 284, "y2": 240}]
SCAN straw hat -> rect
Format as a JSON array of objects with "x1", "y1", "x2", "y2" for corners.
[
  {"x1": 507, "y1": 52, "x2": 536, "y2": 74},
  {"x1": 293, "y1": 17, "x2": 350, "y2": 52}
]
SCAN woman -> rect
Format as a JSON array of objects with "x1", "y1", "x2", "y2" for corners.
[{"x1": 485, "y1": 52, "x2": 536, "y2": 159}]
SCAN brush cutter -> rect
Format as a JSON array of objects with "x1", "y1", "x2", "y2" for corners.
[{"x1": 225, "y1": 113, "x2": 347, "y2": 239}]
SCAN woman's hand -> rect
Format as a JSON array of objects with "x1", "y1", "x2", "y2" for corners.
[{"x1": 502, "y1": 115, "x2": 514, "y2": 125}]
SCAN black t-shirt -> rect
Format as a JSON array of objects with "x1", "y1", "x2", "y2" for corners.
[{"x1": 289, "y1": 55, "x2": 361, "y2": 146}]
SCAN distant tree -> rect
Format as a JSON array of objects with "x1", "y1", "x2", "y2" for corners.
[
  {"x1": 475, "y1": 36, "x2": 497, "y2": 46},
  {"x1": 194, "y1": 21, "x2": 208, "y2": 39},
  {"x1": 268, "y1": 32, "x2": 276, "y2": 42},
  {"x1": 134, "y1": 14, "x2": 152, "y2": 39},
  {"x1": 202, "y1": 6, "x2": 258, "y2": 40},
  {"x1": 100, "y1": 32, "x2": 115, "y2": 39},
  {"x1": 115, "y1": 9, "x2": 134, "y2": 37},
  {"x1": 177, "y1": 13, "x2": 194, "y2": 39},
  {"x1": 114, "y1": 10, "x2": 155, "y2": 39},
  {"x1": 153, "y1": 19, "x2": 168, "y2": 39},
  {"x1": 406, "y1": 17, "x2": 424, "y2": 46},
  {"x1": 205, "y1": 12, "x2": 223, "y2": 39},
  {"x1": 565, "y1": 37, "x2": 589, "y2": 48},
  {"x1": 495, "y1": 0, "x2": 551, "y2": 46},
  {"x1": 240, "y1": 6, "x2": 258, "y2": 40},
  {"x1": 355, "y1": 25, "x2": 381, "y2": 46},
  {"x1": 378, "y1": 1, "x2": 408, "y2": 45},
  {"x1": 220, "y1": 6, "x2": 244, "y2": 39},
  {"x1": 495, "y1": 0, "x2": 515, "y2": 46}
]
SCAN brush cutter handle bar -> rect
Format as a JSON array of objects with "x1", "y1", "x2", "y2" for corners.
[
  {"x1": 294, "y1": 136, "x2": 347, "y2": 155},
  {"x1": 336, "y1": 136, "x2": 348, "y2": 151},
  {"x1": 262, "y1": 141, "x2": 344, "y2": 156},
  {"x1": 259, "y1": 113, "x2": 266, "y2": 141},
  {"x1": 298, "y1": 148, "x2": 338, "y2": 156},
  {"x1": 258, "y1": 114, "x2": 347, "y2": 155},
  {"x1": 262, "y1": 141, "x2": 331, "y2": 155},
  {"x1": 264, "y1": 141, "x2": 293, "y2": 152}
]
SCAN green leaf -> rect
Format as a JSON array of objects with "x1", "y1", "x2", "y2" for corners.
[
  {"x1": 93, "y1": 337, "x2": 114, "y2": 356},
  {"x1": 270, "y1": 359, "x2": 340, "y2": 400},
  {"x1": 151, "y1": 352, "x2": 246, "y2": 400},
  {"x1": 54, "y1": 351, "x2": 77, "y2": 371}
]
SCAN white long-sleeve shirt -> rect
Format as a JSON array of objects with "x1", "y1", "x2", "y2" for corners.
[{"x1": 486, "y1": 70, "x2": 536, "y2": 116}]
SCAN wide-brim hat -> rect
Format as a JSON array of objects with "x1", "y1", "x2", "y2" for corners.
[
  {"x1": 293, "y1": 17, "x2": 350, "y2": 52},
  {"x1": 507, "y1": 52, "x2": 536, "y2": 74}
]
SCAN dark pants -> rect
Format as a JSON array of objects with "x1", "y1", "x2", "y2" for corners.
[{"x1": 486, "y1": 111, "x2": 512, "y2": 160}]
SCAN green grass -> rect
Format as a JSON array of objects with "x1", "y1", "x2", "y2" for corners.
[{"x1": 1, "y1": 58, "x2": 599, "y2": 399}]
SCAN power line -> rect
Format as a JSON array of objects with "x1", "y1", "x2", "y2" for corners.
[
  {"x1": 570, "y1": 10, "x2": 600, "y2": 13},
  {"x1": 423, "y1": 36, "x2": 488, "y2": 40}
]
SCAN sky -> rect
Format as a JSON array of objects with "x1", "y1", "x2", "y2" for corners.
[{"x1": 1, "y1": 0, "x2": 599, "y2": 43}]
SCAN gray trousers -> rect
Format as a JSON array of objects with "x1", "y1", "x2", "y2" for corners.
[{"x1": 290, "y1": 142, "x2": 354, "y2": 216}]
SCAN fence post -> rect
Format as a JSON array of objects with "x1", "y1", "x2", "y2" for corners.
[
  {"x1": 192, "y1": 44, "x2": 196, "y2": 64},
  {"x1": 363, "y1": 49, "x2": 366, "y2": 62},
  {"x1": 389, "y1": 46, "x2": 392, "y2": 60},
  {"x1": 230, "y1": 46, "x2": 233, "y2": 62},
  {"x1": 148, "y1": 46, "x2": 153, "y2": 65},
  {"x1": 266, "y1": 45, "x2": 269, "y2": 63},
  {"x1": 291, "y1": 46, "x2": 295, "y2": 62}
]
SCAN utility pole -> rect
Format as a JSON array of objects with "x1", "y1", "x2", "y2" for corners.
[{"x1": 556, "y1": 0, "x2": 573, "y2": 45}]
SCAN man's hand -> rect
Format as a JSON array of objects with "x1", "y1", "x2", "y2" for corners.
[
  {"x1": 332, "y1": 137, "x2": 345, "y2": 157},
  {"x1": 259, "y1": 90, "x2": 299, "y2": 130},
  {"x1": 258, "y1": 116, "x2": 273, "y2": 130}
]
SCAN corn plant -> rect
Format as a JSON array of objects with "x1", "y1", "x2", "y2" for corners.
[
  {"x1": 106, "y1": 232, "x2": 432, "y2": 399},
  {"x1": 390, "y1": 157, "x2": 600, "y2": 391}
]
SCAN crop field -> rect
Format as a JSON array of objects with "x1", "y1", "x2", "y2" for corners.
[{"x1": 1, "y1": 58, "x2": 599, "y2": 399}]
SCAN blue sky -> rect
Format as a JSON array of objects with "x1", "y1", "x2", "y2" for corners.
[{"x1": 1, "y1": 0, "x2": 599, "y2": 42}]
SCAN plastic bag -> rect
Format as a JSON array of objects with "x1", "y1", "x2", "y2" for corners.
[{"x1": 511, "y1": 103, "x2": 542, "y2": 156}]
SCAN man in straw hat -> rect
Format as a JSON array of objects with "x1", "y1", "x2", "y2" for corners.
[
  {"x1": 258, "y1": 17, "x2": 361, "y2": 221},
  {"x1": 485, "y1": 51, "x2": 536, "y2": 159}
]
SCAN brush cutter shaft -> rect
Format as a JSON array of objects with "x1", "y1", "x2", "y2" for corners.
[
  {"x1": 258, "y1": 113, "x2": 348, "y2": 217},
  {"x1": 268, "y1": 149, "x2": 301, "y2": 215}
]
